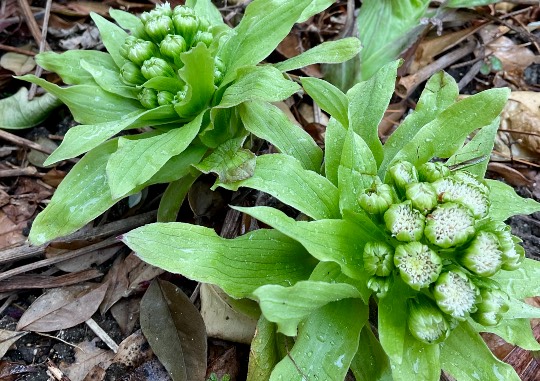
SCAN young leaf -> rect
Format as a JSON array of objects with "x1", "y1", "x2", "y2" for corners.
[
  {"x1": 391, "y1": 332, "x2": 441, "y2": 381},
  {"x1": 505, "y1": 297, "x2": 540, "y2": 319},
  {"x1": 325, "y1": 117, "x2": 348, "y2": 186},
  {"x1": 493, "y1": 259, "x2": 540, "y2": 299},
  {"x1": 239, "y1": 101, "x2": 323, "y2": 172},
  {"x1": 269, "y1": 299, "x2": 367, "y2": 381},
  {"x1": 140, "y1": 279, "x2": 207, "y2": 381},
  {"x1": 351, "y1": 326, "x2": 393, "y2": 381},
  {"x1": 186, "y1": 0, "x2": 225, "y2": 27},
  {"x1": 300, "y1": 77, "x2": 348, "y2": 128},
  {"x1": 347, "y1": 60, "x2": 400, "y2": 166},
  {"x1": 487, "y1": 180, "x2": 540, "y2": 221},
  {"x1": 122, "y1": 224, "x2": 316, "y2": 299},
  {"x1": 106, "y1": 113, "x2": 203, "y2": 199},
  {"x1": 217, "y1": 154, "x2": 339, "y2": 220},
  {"x1": 109, "y1": 8, "x2": 145, "y2": 35},
  {"x1": 247, "y1": 317, "x2": 282, "y2": 381},
  {"x1": 29, "y1": 140, "x2": 119, "y2": 245},
  {"x1": 80, "y1": 60, "x2": 139, "y2": 99},
  {"x1": 274, "y1": 38, "x2": 361, "y2": 73},
  {"x1": 297, "y1": 0, "x2": 335, "y2": 23},
  {"x1": 440, "y1": 322, "x2": 520, "y2": 381},
  {"x1": 0, "y1": 87, "x2": 61, "y2": 129},
  {"x1": 145, "y1": 144, "x2": 207, "y2": 186},
  {"x1": 157, "y1": 174, "x2": 199, "y2": 222},
  {"x1": 216, "y1": 66, "x2": 300, "y2": 109},
  {"x1": 472, "y1": 318, "x2": 540, "y2": 351},
  {"x1": 90, "y1": 12, "x2": 129, "y2": 68},
  {"x1": 253, "y1": 281, "x2": 361, "y2": 336}
]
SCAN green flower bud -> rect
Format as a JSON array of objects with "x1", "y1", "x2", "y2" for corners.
[
  {"x1": 144, "y1": 15, "x2": 174, "y2": 43},
  {"x1": 198, "y1": 17, "x2": 211, "y2": 32},
  {"x1": 141, "y1": 57, "x2": 176, "y2": 80},
  {"x1": 405, "y1": 182, "x2": 437, "y2": 214},
  {"x1": 127, "y1": 39, "x2": 160, "y2": 66},
  {"x1": 418, "y1": 162, "x2": 450, "y2": 183},
  {"x1": 433, "y1": 270, "x2": 478, "y2": 320},
  {"x1": 359, "y1": 182, "x2": 394, "y2": 215},
  {"x1": 142, "y1": 3, "x2": 172, "y2": 22},
  {"x1": 192, "y1": 30, "x2": 214, "y2": 47},
  {"x1": 120, "y1": 36, "x2": 138, "y2": 59},
  {"x1": 138, "y1": 87, "x2": 158, "y2": 109},
  {"x1": 173, "y1": 85, "x2": 189, "y2": 104},
  {"x1": 424, "y1": 203, "x2": 475, "y2": 248},
  {"x1": 384, "y1": 201, "x2": 425, "y2": 242},
  {"x1": 160, "y1": 34, "x2": 187, "y2": 67},
  {"x1": 367, "y1": 276, "x2": 392, "y2": 298},
  {"x1": 214, "y1": 57, "x2": 225, "y2": 85},
  {"x1": 460, "y1": 231, "x2": 502, "y2": 277},
  {"x1": 120, "y1": 61, "x2": 146, "y2": 85},
  {"x1": 173, "y1": 5, "x2": 195, "y2": 17},
  {"x1": 394, "y1": 242, "x2": 442, "y2": 290},
  {"x1": 157, "y1": 91, "x2": 175, "y2": 106},
  {"x1": 496, "y1": 228, "x2": 525, "y2": 271},
  {"x1": 173, "y1": 14, "x2": 199, "y2": 45},
  {"x1": 471, "y1": 288, "x2": 510, "y2": 326},
  {"x1": 389, "y1": 161, "x2": 419, "y2": 192},
  {"x1": 433, "y1": 177, "x2": 489, "y2": 219},
  {"x1": 363, "y1": 241, "x2": 394, "y2": 277},
  {"x1": 407, "y1": 295, "x2": 451, "y2": 344},
  {"x1": 453, "y1": 170, "x2": 489, "y2": 194}
]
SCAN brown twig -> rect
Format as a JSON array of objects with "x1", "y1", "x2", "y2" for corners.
[
  {"x1": 16, "y1": 0, "x2": 50, "y2": 50},
  {"x1": 0, "y1": 167, "x2": 38, "y2": 178},
  {"x1": 28, "y1": 0, "x2": 53, "y2": 100},
  {"x1": 0, "y1": 43, "x2": 36, "y2": 56},
  {"x1": 0, "y1": 129, "x2": 56, "y2": 155}
]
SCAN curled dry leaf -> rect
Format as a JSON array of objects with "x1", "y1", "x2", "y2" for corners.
[
  {"x1": 0, "y1": 330, "x2": 27, "y2": 358},
  {"x1": 0, "y1": 53, "x2": 35, "y2": 76},
  {"x1": 485, "y1": 35, "x2": 540, "y2": 73}
]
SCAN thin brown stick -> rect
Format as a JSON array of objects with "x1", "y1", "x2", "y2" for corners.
[
  {"x1": 0, "y1": 129, "x2": 56, "y2": 154},
  {"x1": 28, "y1": 0, "x2": 53, "y2": 99},
  {"x1": 0, "y1": 269, "x2": 102, "y2": 292},
  {"x1": 16, "y1": 0, "x2": 49, "y2": 50},
  {"x1": 0, "y1": 167, "x2": 38, "y2": 178},
  {"x1": 0, "y1": 43, "x2": 36, "y2": 56}
]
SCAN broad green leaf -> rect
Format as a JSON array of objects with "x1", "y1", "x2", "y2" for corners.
[
  {"x1": 0, "y1": 87, "x2": 61, "y2": 129},
  {"x1": 253, "y1": 281, "x2": 361, "y2": 336},
  {"x1": 80, "y1": 60, "x2": 138, "y2": 99},
  {"x1": 505, "y1": 297, "x2": 540, "y2": 319},
  {"x1": 90, "y1": 12, "x2": 129, "y2": 68},
  {"x1": 122, "y1": 224, "x2": 316, "y2": 299},
  {"x1": 297, "y1": 0, "x2": 335, "y2": 23},
  {"x1": 186, "y1": 0, "x2": 225, "y2": 27},
  {"x1": 219, "y1": 0, "x2": 312, "y2": 85},
  {"x1": 44, "y1": 106, "x2": 178, "y2": 165},
  {"x1": 347, "y1": 60, "x2": 400, "y2": 166},
  {"x1": 471, "y1": 318, "x2": 540, "y2": 351},
  {"x1": 216, "y1": 66, "x2": 300, "y2": 109},
  {"x1": 194, "y1": 137, "x2": 255, "y2": 183},
  {"x1": 233, "y1": 206, "x2": 369, "y2": 282},
  {"x1": 338, "y1": 129, "x2": 378, "y2": 214},
  {"x1": 446, "y1": 0, "x2": 499, "y2": 7},
  {"x1": 157, "y1": 174, "x2": 199, "y2": 222},
  {"x1": 106, "y1": 113, "x2": 203, "y2": 199},
  {"x1": 140, "y1": 279, "x2": 207, "y2": 381},
  {"x1": 487, "y1": 180, "x2": 540, "y2": 221},
  {"x1": 29, "y1": 140, "x2": 119, "y2": 245},
  {"x1": 36, "y1": 50, "x2": 116, "y2": 85},
  {"x1": 325, "y1": 117, "x2": 348, "y2": 186},
  {"x1": 219, "y1": 154, "x2": 338, "y2": 219},
  {"x1": 391, "y1": 331, "x2": 440, "y2": 381},
  {"x1": 322, "y1": 55, "x2": 361, "y2": 94},
  {"x1": 17, "y1": 75, "x2": 143, "y2": 125},
  {"x1": 201, "y1": 107, "x2": 243, "y2": 148},
  {"x1": 440, "y1": 322, "x2": 520, "y2": 381},
  {"x1": 493, "y1": 259, "x2": 540, "y2": 299},
  {"x1": 175, "y1": 44, "x2": 215, "y2": 118},
  {"x1": 109, "y1": 8, "x2": 145, "y2": 36},
  {"x1": 239, "y1": 101, "x2": 323, "y2": 172},
  {"x1": 247, "y1": 317, "x2": 282, "y2": 381},
  {"x1": 270, "y1": 299, "x2": 366, "y2": 381},
  {"x1": 379, "y1": 71, "x2": 458, "y2": 176},
  {"x1": 351, "y1": 326, "x2": 392, "y2": 381},
  {"x1": 145, "y1": 144, "x2": 207, "y2": 186},
  {"x1": 389, "y1": 88, "x2": 510, "y2": 171},
  {"x1": 143, "y1": 76, "x2": 185, "y2": 94},
  {"x1": 274, "y1": 38, "x2": 361, "y2": 73},
  {"x1": 300, "y1": 77, "x2": 348, "y2": 128},
  {"x1": 309, "y1": 261, "x2": 371, "y2": 304}
]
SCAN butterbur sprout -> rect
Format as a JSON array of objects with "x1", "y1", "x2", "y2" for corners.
[
  {"x1": 461, "y1": 231, "x2": 503, "y2": 277},
  {"x1": 471, "y1": 287, "x2": 510, "y2": 326},
  {"x1": 120, "y1": 61, "x2": 146, "y2": 85},
  {"x1": 394, "y1": 242, "x2": 442, "y2": 290},
  {"x1": 407, "y1": 295, "x2": 451, "y2": 344},
  {"x1": 144, "y1": 14, "x2": 174, "y2": 43},
  {"x1": 389, "y1": 161, "x2": 419, "y2": 192},
  {"x1": 363, "y1": 241, "x2": 394, "y2": 277},
  {"x1": 359, "y1": 182, "x2": 394, "y2": 215},
  {"x1": 433, "y1": 270, "x2": 479, "y2": 320},
  {"x1": 418, "y1": 161, "x2": 450, "y2": 183},
  {"x1": 405, "y1": 182, "x2": 438, "y2": 214},
  {"x1": 434, "y1": 176, "x2": 489, "y2": 219},
  {"x1": 497, "y1": 228, "x2": 525, "y2": 271},
  {"x1": 424, "y1": 202, "x2": 476, "y2": 248},
  {"x1": 367, "y1": 276, "x2": 392, "y2": 298},
  {"x1": 141, "y1": 58, "x2": 176, "y2": 80},
  {"x1": 384, "y1": 201, "x2": 425, "y2": 242},
  {"x1": 138, "y1": 88, "x2": 159, "y2": 109}
]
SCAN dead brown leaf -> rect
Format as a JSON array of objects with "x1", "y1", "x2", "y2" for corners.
[
  {"x1": 0, "y1": 211, "x2": 26, "y2": 249},
  {"x1": 110, "y1": 297, "x2": 140, "y2": 335},
  {"x1": 99, "y1": 254, "x2": 130, "y2": 314},
  {"x1": 0, "y1": 330, "x2": 27, "y2": 358},
  {"x1": 0, "y1": 360, "x2": 37, "y2": 381},
  {"x1": 0, "y1": 53, "x2": 35, "y2": 76},
  {"x1": 60, "y1": 339, "x2": 114, "y2": 381}
]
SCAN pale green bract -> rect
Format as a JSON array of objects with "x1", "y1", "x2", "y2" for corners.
[
  {"x1": 20, "y1": 0, "x2": 361, "y2": 244},
  {"x1": 125, "y1": 64, "x2": 540, "y2": 380}
]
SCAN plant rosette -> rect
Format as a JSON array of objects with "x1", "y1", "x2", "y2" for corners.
[
  {"x1": 21, "y1": 0, "x2": 360, "y2": 245},
  {"x1": 123, "y1": 62, "x2": 540, "y2": 381}
]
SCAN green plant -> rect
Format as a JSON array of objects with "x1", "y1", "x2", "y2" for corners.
[
  {"x1": 19, "y1": 0, "x2": 360, "y2": 245},
  {"x1": 122, "y1": 62, "x2": 540, "y2": 380}
]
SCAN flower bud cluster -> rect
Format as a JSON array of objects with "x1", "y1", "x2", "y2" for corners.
[
  {"x1": 117, "y1": 3, "x2": 222, "y2": 111},
  {"x1": 360, "y1": 160, "x2": 523, "y2": 344}
]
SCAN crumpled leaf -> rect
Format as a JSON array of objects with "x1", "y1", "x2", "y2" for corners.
[
  {"x1": 0, "y1": 87, "x2": 62, "y2": 129},
  {"x1": 0, "y1": 52, "x2": 35, "y2": 75},
  {"x1": 140, "y1": 279, "x2": 207, "y2": 381}
]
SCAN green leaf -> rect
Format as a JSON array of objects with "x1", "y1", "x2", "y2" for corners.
[
  {"x1": 29, "y1": 140, "x2": 119, "y2": 245},
  {"x1": 106, "y1": 113, "x2": 203, "y2": 199},
  {"x1": 393, "y1": 332, "x2": 441, "y2": 381},
  {"x1": 17, "y1": 75, "x2": 143, "y2": 125},
  {"x1": 36, "y1": 50, "x2": 117, "y2": 85},
  {"x1": 158, "y1": 174, "x2": 199, "y2": 222},
  {"x1": 347, "y1": 60, "x2": 399, "y2": 166},
  {"x1": 186, "y1": 0, "x2": 225, "y2": 27},
  {"x1": 109, "y1": 8, "x2": 145, "y2": 35},
  {"x1": 219, "y1": 0, "x2": 312, "y2": 85},
  {"x1": 471, "y1": 318, "x2": 540, "y2": 351},
  {"x1": 140, "y1": 279, "x2": 207, "y2": 381},
  {"x1": 505, "y1": 297, "x2": 540, "y2": 319},
  {"x1": 44, "y1": 106, "x2": 178, "y2": 165},
  {"x1": 217, "y1": 154, "x2": 339, "y2": 220},
  {"x1": 274, "y1": 38, "x2": 361, "y2": 73},
  {"x1": 389, "y1": 88, "x2": 510, "y2": 170},
  {"x1": 194, "y1": 137, "x2": 255, "y2": 184},
  {"x1": 309, "y1": 261, "x2": 371, "y2": 304},
  {"x1": 233, "y1": 206, "x2": 369, "y2": 283},
  {"x1": 253, "y1": 281, "x2": 361, "y2": 336},
  {"x1": 80, "y1": 59, "x2": 138, "y2": 99},
  {"x1": 300, "y1": 77, "x2": 348, "y2": 128},
  {"x1": 90, "y1": 12, "x2": 129, "y2": 68},
  {"x1": 487, "y1": 180, "x2": 540, "y2": 221},
  {"x1": 200, "y1": 107, "x2": 243, "y2": 148},
  {"x1": 440, "y1": 322, "x2": 520, "y2": 381},
  {"x1": 325, "y1": 117, "x2": 348, "y2": 186},
  {"x1": 216, "y1": 66, "x2": 300, "y2": 109},
  {"x1": 0, "y1": 87, "x2": 61, "y2": 129},
  {"x1": 122, "y1": 224, "x2": 316, "y2": 299},
  {"x1": 351, "y1": 326, "x2": 392, "y2": 381},
  {"x1": 379, "y1": 71, "x2": 458, "y2": 177},
  {"x1": 239, "y1": 101, "x2": 323, "y2": 172},
  {"x1": 269, "y1": 299, "x2": 367, "y2": 381},
  {"x1": 143, "y1": 76, "x2": 185, "y2": 94},
  {"x1": 493, "y1": 259, "x2": 540, "y2": 299},
  {"x1": 322, "y1": 55, "x2": 361, "y2": 94},
  {"x1": 247, "y1": 317, "x2": 283, "y2": 381},
  {"x1": 297, "y1": 0, "x2": 335, "y2": 23},
  {"x1": 338, "y1": 129, "x2": 378, "y2": 214}
]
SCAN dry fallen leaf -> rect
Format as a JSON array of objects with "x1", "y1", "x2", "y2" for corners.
[
  {"x1": 0, "y1": 53, "x2": 35, "y2": 76},
  {"x1": 60, "y1": 339, "x2": 114, "y2": 381},
  {"x1": 0, "y1": 330, "x2": 27, "y2": 358}
]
